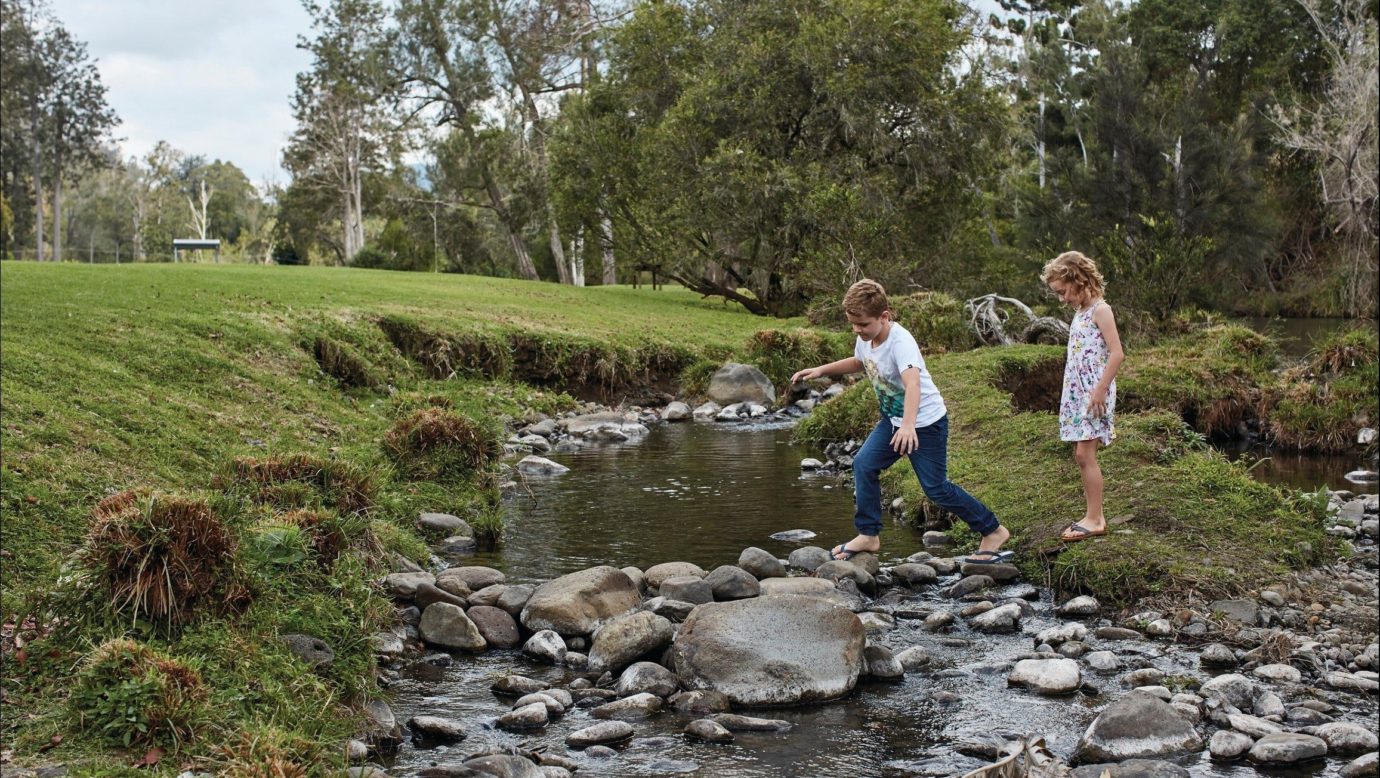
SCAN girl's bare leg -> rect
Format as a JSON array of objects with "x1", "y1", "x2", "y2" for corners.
[{"x1": 1072, "y1": 439, "x2": 1105, "y2": 530}]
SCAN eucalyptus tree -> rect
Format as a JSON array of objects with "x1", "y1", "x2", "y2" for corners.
[{"x1": 284, "y1": 0, "x2": 400, "y2": 264}]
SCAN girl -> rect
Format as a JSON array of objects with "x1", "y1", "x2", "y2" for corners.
[{"x1": 1043, "y1": 251, "x2": 1124, "y2": 542}]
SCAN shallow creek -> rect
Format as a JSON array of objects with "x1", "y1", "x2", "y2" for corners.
[{"x1": 382, "y1": 422, "x2": 1376, "y2": 777}]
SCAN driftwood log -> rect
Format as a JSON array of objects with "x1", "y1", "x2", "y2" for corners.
[
  {"x1": 966, "y1": 294, "x2": 1070, "y2": 347},
  {"x1": 958, "y1": 736, "x2": 1078, "y2": 778}
]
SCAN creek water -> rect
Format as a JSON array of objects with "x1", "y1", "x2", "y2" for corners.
[{"x1": 382, "y1": 422, "x2": 1374, "y2": 777}]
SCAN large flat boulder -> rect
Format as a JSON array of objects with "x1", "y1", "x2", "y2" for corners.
[
  {"x1": 670, "y1": 594, "x2": 864, "y2": 706},
  {"x1": 1076, "y1": 692, "x2": 1205, "y2": 762},
  {"x1": 520, "y1": 566, "x2": 642, "y2": 637}
]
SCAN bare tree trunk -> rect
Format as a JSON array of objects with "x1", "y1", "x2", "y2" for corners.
[
  {"x1": 569, "y1": 226, "x2": 585, "y2": 287},
  {"x1": 1037, "y1": 92, "x2": 1046, "y2": 190},
  {"x1": 551, "y1": 214, "x2": 571, "y2": 284},
  {"x1": 484, "y1": 174, "x2": 537, "y2": 280},
  {"x1": 600, "y1": 215, "x2": 616, "y2": 284},
  {"x1": 33, "y1": 145, "x2": 45, "y2": 261},
  {"x1": 52, "y1": 176, "x2": 62, "y2": 262}
]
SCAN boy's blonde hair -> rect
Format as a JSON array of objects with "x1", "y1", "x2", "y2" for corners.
[
  {"x1": 1042, "y1": 251, "x2": 1105, "y2": 301},
  {"x1": 843, "y1": 279, "x2": 890, "y2": 318}
]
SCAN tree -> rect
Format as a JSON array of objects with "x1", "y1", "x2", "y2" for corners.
[
  {"x1": 284, "y1": 0, "x2": 399, "y2": 264},
  {"x1": 1273, "y1": 0, "x2": 1378, "y2": 316},
  {"x1": 552, "y1": 0, "x2": 1003, "y2": 315}
]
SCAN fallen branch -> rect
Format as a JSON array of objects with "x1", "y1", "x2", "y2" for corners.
[{"x1": 966, "y1": 294, "x2": 1070, "y2": 347}]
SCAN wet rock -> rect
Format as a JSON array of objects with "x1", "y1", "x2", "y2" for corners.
[
  {"x1": 1287, "y1": 706, "x2": 1334, "y2": 726},
  {"x1": 707, "y1": 363, "x2": 775, "y2": 406},
  {"x1": 345, "y1": 739, "x2": 370, "y2": 763},
  {"x1": 970, "y1": 603, "x2": 1023, "y2": 633},
  {"x1": 1252, "y1": 688, "x2": 1286, "y2": 718},
  {"x1": 491, "y1": 675, "x2": 546, "y2": 697},
  {"x1": 1229, "y1": 713, "x2": 1282, "y2": 738},
  {"x1": 703, "y1": 565, "x2": 760, "y2": 600},
  {"x1": 922, "y1": 531, "x2": 952, "y2": 547},
  {"x1": 520, "y1": 566, "x2": 642, "y2": 637},
  {"x1": 462, "y1": 755, "x2": 544, "y2": 778},
  {"x1": 1327, "y1": 672, "x2": 1380, "y2": 693},
  {"x1": 891, "y1": 563, "x2": 939, "y2": 586},
  {"x1": 858, "y1": 612, "x2": 897, "y2": 634},
  {"x1": 1058, "y1": 641, "x2": 1090, "y2": 659},
  {"x1": 800, "y1": 457, "x2": 825, "y2": 470},
  {"x1": 685, "y1": 718, "x2": 734, "y2": 742},
  {"x1": 1075, "y1": 692, "x2": 1205, "y2": 761},
  {"x1": 1200, "y1": 643, "x2": 1238, "y2": 667},
  {"x1": 1143, "y1": 619, "x2": 1174, "y2": 637},
  {"x1": 669, "y1": 689, "x2": 731, "y2": 715},
  {"x1": 1125, "y1": 668, "x2": 1165, "y2": 687},
  {"x1": 419, "y1": 603, "x2": 486, "y2": 651},
  {"x1": 671, "y1": 594, "x2": 865, "y2": 705},
  {"x1": 1133, "y1": 685, "x2": 1172, "y2": 701},
  {"x1": 514, "y1": 693, "x2": 565, "y2": 716},
  {"x1": 1094, "y1": 627, "x2": 1142, "y2": 641},
  {"x1": 863, "y1": 644, "x2": 905, "y2": 680},
  {"x1": 692, "y1": 402, "x2": 720, "y2": 421},
  {"x1": 466, "y1": 606, "x2": 520, "y2": 649},
  {"x1": 1201, "y1": 674, "x2": 1254, "y2": 709},
  {"x1": 467, "y1": 584, "x2": 506, "y2": 608},
  {"x1": 1253, "y1": 663, "x2": 1302, "y2": 684},
  {"x1": 584, "y1": 745, "x2": 618, "y2": 758},
  {"x1": 787, "y1": 546, "x2": 832, "y2": 571},
  {"x1": 663, "y1": 401, "x2": 691, "y2": 421},
  {"x1": 948, "y1": 575, "x2": 994, "y2": 599},
  {"x1": 407, "y1": 715, "x2": 467, "y2": 743},
  {"x1": 1308, "y1": 722, "x2": 1380, "y2": 754},
  {"x1": 617, "y1": 661, "x2": 679, "y2": 698},
  {"x1": 924, "y1": 611, "x2": 955, "y2": 632},
  {"x1": 1211, "y1": 598, "x2": 1260, "y2": 625},
  {"x1": 737, "y1": 547, "x2": 785, "y2": 579},
  {"x1": 418, "y1": 511, "x2": 471, "y2": 536},
  {"x1": 1008, "y1": 657, "x2": 1081, "y2": 695},
  {"x1": 517, "y1": 455, "x2": 569, "y2": 475},
  {"x1": 815, "y1": 559, "x2": 876, "y2": 593},
  {"x1": 1058, "y1": 595, "x2": 1101, "y2": 617},
  {"x1": 416, "y1": 582, "x2": 470, "y2": 610},
  {"x1": 640, "y1": 596, "x2": 696, "y2": 623},
  {"x1": 497, "y1": 702, "x2": 549, "y2": 731},
  {"x1": 363, "y1": 699, "x2": 403, "y2": 754},
  {"x1": 1210, "y1": 730, "x2": 1254, "y2": 760},
  {"x1": 896, "y1": 646, "x2": 931, "y2": 670},
  {"x1": 522, "y1": 630, "x2": 568, "y2": 664},
  {"x1": 1071, "y1": 760, "x2": 1189, "y2": 778},
  {"x1": 1248, "y1": 733, "x2": 1328, "y2": 764},
  {"x1": 384, "y1": 572, "x2": 435, "y2": 598},
  {"x1": 710, "y1": 714, "x2": 793, "y2": 732},
  {"x1": 592, "y1": 692, "x2": 663, "y2": 720},
  {"x1": 1340, "y1": 752, "x2": 1378, "y2": 777},
  {"x1": 567, "y1": 721, "x2": 635, "y2": 749},
  {"x1": 645, "y1": 562, "x2": 707, "y2": 589},
  {"x1": 1037, "y1": 623, "x2": 1089, "y2": 646},
  {"x1": 960, "y1": 562, "x2": 1019, "y2": 581},
  {"x1": 587, "y1": 611, "x2": 674, "y2": 673},
  {"x1": 280, "y1": 634, "x2": 335, "y2": 669},
  {"x1": 660, "y1": 576, "x2": 714, "y2": 605},
  {"x1": 370, "y1": 632, "x2": 404, "y2": 656},
  {"x1": 496, "y1": 584, "x2": 535, "y2": 616}
]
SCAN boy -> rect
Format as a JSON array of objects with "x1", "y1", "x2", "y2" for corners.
[{"x1": 790, "y1": 279, "x2": 1012, "y2": 563}]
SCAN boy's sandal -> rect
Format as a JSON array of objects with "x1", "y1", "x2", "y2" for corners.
[
  {"x1": 962, "y1": 549, "x2": 1015, "y2": 565},
  {"x1": 1060, "y1": 523, "x2": 1107, "y2": 543},
  {"x1": 829, "y1": 543, "x2": 875, "y2": 562}
]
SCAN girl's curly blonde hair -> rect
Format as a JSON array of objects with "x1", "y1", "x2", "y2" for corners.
[{"x1": 1042, "y1": 251, "x2": 1105, "y2": 302}]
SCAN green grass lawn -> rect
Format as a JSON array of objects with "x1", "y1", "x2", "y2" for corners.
[{"x1": 0, "y1": 262, "x2": 815, "y2": 771}]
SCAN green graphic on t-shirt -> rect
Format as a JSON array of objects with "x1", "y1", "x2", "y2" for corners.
[{"x1": 864, "y1": 358, "x2": 906, "y2": 418}]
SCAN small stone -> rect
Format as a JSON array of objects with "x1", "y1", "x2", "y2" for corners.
[
  {"x1": 1248, "y1": 733, "x2": 1328, "y2": 764},
  {"x1": 1210, "y1": 730, "x2": 1254, "y2": 760},
  {"x1": 1095, "y1": 626, "x2": 1142, "y2": 641},
  {"x1": 1310, "y1": 722, "x2": 1379, "y2": 755},
  {"x1": 1261, "y1": 590, "x2": 1286, "y2": 607},
  {"x1": 1057, "y1": 595, "x2": 1101, "y2": 617},
  {"x1": 685, "y1": 719, "x2": 734, "y2": 742},
  {"x1": 1200, "y1": 643, "x2": 1238, "y2": 667},
  {"x1": 568, "y1": 721, "x2": 636, "y2": 749},
  {"x1": 1143, "y1": 619, "x2": 1174, "y2": 637},
  {"x1": 1008, "y1": 658, "x2": 1082, "y2": 695},
  {"x1": 895, "y1": 646, "x2": 930, "y2": 670},
  {"x1": 1230, "y1": 713, "x2": 1283, "y2": 738},
  {"x1": 407, "y1": 715, "x2": 467, "y2": 743},
  {"x1": 497, "y1": 702, "x2": 549, "y2": 731},
  {"x1": 710, "y1": 714, "x2": 793, "y2": 732},
  {"x1": 1253, "y1": 663, "x2": 1302, "y2": 684}
]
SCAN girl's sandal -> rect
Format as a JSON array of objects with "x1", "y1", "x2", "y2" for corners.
[{"x1": 1060, "y1": 523, "x2": 1107, "y2": 543}]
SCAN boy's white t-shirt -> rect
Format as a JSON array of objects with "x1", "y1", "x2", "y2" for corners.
[{"x1": 854, "y1": 322, "x2": 947, "y2": 428}]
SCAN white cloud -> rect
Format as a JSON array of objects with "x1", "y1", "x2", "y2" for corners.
[{"x1": 50, "y1": 0, "x2": 313, "y2": 185}]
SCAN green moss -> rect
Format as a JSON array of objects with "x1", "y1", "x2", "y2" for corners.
[{"x1": 797, "y1": 344, "x2": 1334, "y2": 605}]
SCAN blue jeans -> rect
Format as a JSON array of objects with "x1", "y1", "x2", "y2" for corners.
[{"x1": 852, "y1": 415, "x2": 1000, "y2": 538}]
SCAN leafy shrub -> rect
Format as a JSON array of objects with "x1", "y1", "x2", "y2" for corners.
[
  {"x1": 889, "y1": 292, "x2": 978, "y2": 353},
  {"x1": 1265, "y1": 327, "x2": 1379, "y2": 451},
  {"x1": 69, "y1": 639, "x2": 207, "y2": 749},
  {"x1": 743, "y1": 328, "x2": 853, "y2": 393},
  {"x1": 383, "y1": 407, "x2": 500, "y2": 481},
  {"x1": 227, "y1": 454, "x2": 375, "y2": 514},
  {"x1": 81, "y1": 490, "x2": 240, "y2": 624}
]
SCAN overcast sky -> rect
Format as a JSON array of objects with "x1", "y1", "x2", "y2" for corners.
[{"x1": 50, "y1": 0, "x2": 313, "y2": 187}]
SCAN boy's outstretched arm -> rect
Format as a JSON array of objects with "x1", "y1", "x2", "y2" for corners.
[
  {"x1": 890, "y1": 367, "x2": 921, "y2": 454},
  {"x1": 791, "y1": 356, "x2": 863, "y2": 384}
]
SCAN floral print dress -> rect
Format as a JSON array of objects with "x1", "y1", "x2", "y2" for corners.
[{"x1": 1059, "y1": 300, "x2": 1115, "y2": 445}]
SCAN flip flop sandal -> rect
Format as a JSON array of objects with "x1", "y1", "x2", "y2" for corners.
[
  {"x1": 829, "y1": 543, "x2": 859, "y2": 561},
  {"x1": 962, "y1": 549, "x2": 1015, "y2": 564},
  {"x1": 1061, "y1": 523, "x2": 1107, "y2": 543}
]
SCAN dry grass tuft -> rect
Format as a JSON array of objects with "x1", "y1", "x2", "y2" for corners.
[
  {"x1": 82, "y1": 490, "x2": 239, "y2": 624},
  {"x1": 383, "y1": 407, "x2": 499, "y2": 481},
  {"x1": 229, "y1": 454, "x2": 375, "y2": 514}
]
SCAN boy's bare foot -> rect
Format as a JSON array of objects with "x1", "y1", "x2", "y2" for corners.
[
  {"x1": 976, "y1": 525, "x2": 1010, "y2": 553},
  {"x1": 830, "y1": 533, "x2": 881, "y2": 560}
]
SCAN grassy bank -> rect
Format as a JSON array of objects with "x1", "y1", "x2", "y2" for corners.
[
  {"x1": 796, "y1": 345, "x2": 1336, "y2": 605},
  {"x1": 0, "y1": 263, "x2": 803, "y2": 772}
]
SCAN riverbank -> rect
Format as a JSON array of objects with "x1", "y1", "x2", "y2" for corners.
[{"x1": 1, "y1": 262, "x2": 1373, "y2": 773}]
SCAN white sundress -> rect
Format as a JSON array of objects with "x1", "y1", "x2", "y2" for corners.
[{"x1": 1059, "y1": 300, "x2": 1116, "y2": 445}]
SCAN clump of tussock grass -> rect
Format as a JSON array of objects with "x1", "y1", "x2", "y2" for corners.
[
  {"x1": 383, "y1": 407, "x2": 500, "y2": 481},
  {"x1": 68, "y1": 638, "x2": 208, "y2": 749},
  {"x1": 310, "y1": 335, "x2": 381, "y2": 390},
  {"x1": 81, "y1": 490, "x2": 242, "y2": 625},
  {"x1": 278, "y1": 509, "x2": 349, "y2": 568},
  {"x1": 226, "y1": 454, "x2": 375, "y2": 514},
  {"x1": 201, "y1": 726, "x2": 323, "y2": 778},
  {"x1": 1264, "y1": 327, "x2": 1378, "y2": 452}
]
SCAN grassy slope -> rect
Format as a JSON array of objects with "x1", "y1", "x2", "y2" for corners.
[
  {"x1": 0, "y1": 262, "x2": 801, "y2": 770},
  {"x1": 797, "y1": 345, "x2": 1335, "y2": 605}
]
